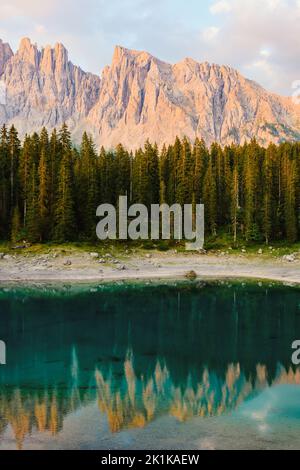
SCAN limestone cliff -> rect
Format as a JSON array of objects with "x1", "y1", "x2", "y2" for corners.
[{"x1": 0, "y1": 39, "x2": 299, "y2": 149}]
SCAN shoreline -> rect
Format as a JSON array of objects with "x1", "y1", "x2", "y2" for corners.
[{"x1": 0, "y1": 252, "x2": 299, "y2": 285}]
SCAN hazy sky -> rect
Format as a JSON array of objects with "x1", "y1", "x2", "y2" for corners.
[{"x1": 0, "y1": 0, "x2": 299, "y2": 95}]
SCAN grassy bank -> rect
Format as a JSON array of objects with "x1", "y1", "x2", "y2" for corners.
[{"x1": 0, "y1": 236, "x2": 299, "y2": 260}]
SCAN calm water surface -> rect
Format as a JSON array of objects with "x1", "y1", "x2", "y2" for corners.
[{"x1": 0, "y1": 280, "x2": 299, "y2": 450}]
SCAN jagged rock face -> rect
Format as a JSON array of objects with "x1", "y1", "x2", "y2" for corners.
[
  {"x1": 87, "y1": 46, "x2": 300, "y2": 148},
  {"x1": 0, "y1": 39, "x2": 13, "y2": 75},
  {"x1": 0, "y1": 39, "x2": 299, "y2": 148},
  {"x1": 0, "y1": 38, "x2": 101, "y2": 137}
]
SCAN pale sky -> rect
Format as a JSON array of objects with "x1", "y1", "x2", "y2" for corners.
[{"x1": 0, "y1": 0, "x2": 299, "y2": 95}]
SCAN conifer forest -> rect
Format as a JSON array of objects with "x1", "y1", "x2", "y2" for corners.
[{"x1": 0, "y1": 123, "x2": 299, "y2": 245}]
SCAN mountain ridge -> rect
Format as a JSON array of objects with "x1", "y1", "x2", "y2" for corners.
[{"x1": 0, "y1": 37, "x2": 299, "y2": 149}]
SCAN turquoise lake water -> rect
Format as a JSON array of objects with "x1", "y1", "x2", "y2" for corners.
[{"x1": 0, "y1": 280, "x2": 299, "y2": 450}]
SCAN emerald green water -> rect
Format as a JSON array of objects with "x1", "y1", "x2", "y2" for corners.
[{"x1": 0, "y1": 280, "x2": 300, "y2": 450}]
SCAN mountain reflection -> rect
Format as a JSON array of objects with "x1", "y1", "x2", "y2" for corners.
[
  {"x1": 0, "y1": 350, "x2": 300, "y2": 448},
  {"x1": 96, "y1": 357, "x2": 300, "y2": 431},
  {"x1": 0, "y1": 281, "x2": 299, "y2": 449}
]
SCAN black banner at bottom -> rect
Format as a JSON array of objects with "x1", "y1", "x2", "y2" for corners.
[{"x1": 0, "y1": 449, "x2": 293, "y2": 465}]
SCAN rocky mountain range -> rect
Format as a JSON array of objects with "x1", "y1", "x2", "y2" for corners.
[{"x1": 0, "y1": 37, "x2": 299, "y2": 149}]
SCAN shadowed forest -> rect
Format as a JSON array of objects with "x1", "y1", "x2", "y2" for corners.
[{"x1": 0, "y1": 124, "x2": 299, "y2": 245}]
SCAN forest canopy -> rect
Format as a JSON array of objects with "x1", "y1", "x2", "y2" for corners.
[{"x1": 0, "y1": 124, "x2": 299, "y2": 245}]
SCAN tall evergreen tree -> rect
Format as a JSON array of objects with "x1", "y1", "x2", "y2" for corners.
[
  {"x1": 54, "y1": 124, "x2": 76, "y2": 242},
  {"x1": 263, "y1": 144, "x2": 277, "y2": 244},
  {"x1": 231, "y1": 151, "x2": 240, "y2": 245},
  {"x1": 203, "y1": 153, "x2": 217, "y2": 236},
  {"x1": 0, "y1": 125, "x2": 10, "y2": 238},
  {"x1": 244, "y1": 140, "x2": 264, "y2": 241},
  {"x1": 38, "y1": 129, "x2": 50, "y2": 241},
  {"x1": 78, "y1": 132, "x2": 99, "y2": 238},
  {"x1": 282, "y1": 146, "x2": 298, "y2": 242},
  {"x1": 8, "y1": 125, "x2": 20, "y2": 214},
  {"x1": 193, "y1": 138, "x2": 208, "y2": 204},
  {"x1": 176, "y1": 136, "x2": 193, "y2": 206}
]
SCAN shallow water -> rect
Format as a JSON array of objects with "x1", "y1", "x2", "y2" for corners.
[{"x1": 0, "y1": 280, "x2": 299, "y2": 450}]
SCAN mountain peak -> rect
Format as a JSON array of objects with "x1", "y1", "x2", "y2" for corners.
[
  {"x1": 53, "y1": 42, "x2": 69, "y2": 70},
  {"x1": 19, "y1": 37, "x2": 32, "y2": 49},
  {"x1": 17, "y1": 38, "x2": 70, "y2": 69},
  {"x1": 0, "y1": 38, "x2": 12, "y2": 49},
  {"x1": 113, "y1": 45, "x2": 140, "y2": 58},
  {"x1": 54, "y1": 42, "x2": 68, "y2": 56},
  {"x1": 17, "y1": 37, "x2": 39, "y2": 66},
  {"x1": 18, "y1": 37, "x2": 37, "y2": 55},
  {"x1": 112, "y1": 45, "x2": 154, "y2": 66},
  {"x1": 0, "y1": 37, "x2": 299, "y2": 148},
  {"x1": 0, "y1": 39, "x2": 13, "y2": 75}
]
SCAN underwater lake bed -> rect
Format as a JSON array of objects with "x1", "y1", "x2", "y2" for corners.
[{"x1": 0, "y1": 280, "x2": 299, "y2": 450}]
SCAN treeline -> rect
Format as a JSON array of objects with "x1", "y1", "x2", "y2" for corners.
[{"x1": 0, "y1": 123, "x2": 299, "y2": 244}]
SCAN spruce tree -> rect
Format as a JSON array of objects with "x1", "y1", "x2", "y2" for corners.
[
  {"x1": 244, "y1": 140, "x2": 263, "y2": 241},
  {"x1": 0, "y1": 125, "x2": 10, "y2": 238},
  {"x1": 230, "y1": 148, "x2": 241, "y2": 245},
  {"x1": 54, "y1": 124, "x2": 76, "y2": 242},
  {"x1": 193, "y1": 138, "x2": 208, "y2": 205},
  {"x1": 26, "y1": 161, "x2": 40, "y2": 242},
  {"x1": 78, "y1": 132, "x2": 99, "y2": 239},
  {"x1": 203, "y1": 153, "x2": 217, "y2": 236},
  {"x1": 38, "y1": 130, "x2": 50, "y2": 241},
  {"x1": 283, "y1": 146, "x2": 298, "y2": 242},
  {"x1": 176, "y1": 136, "x2": 193, "y2": 206},
  {"x1": 263, "y1": 144, "x2": 277, "y2": 244},
  {"x1": 10, "y1": 205, "x2": 22, "y2": 243},
  {"x1": 8, "y1": 125, "x2": 20, "y2": 213},
  {"x1": 18, "y1": 135, "x2": 33, "y2": 228}
]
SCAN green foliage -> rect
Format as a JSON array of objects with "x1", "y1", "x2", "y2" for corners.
[
  {"x1": 53, "y1": 125, "x2": 76, "y2": 242},
  {"x1": 10, "y1": 205, "x2": 22, "y2": 243},
  {"x1": 0, "y1": 124, "x2": 299, "y2": 245}
]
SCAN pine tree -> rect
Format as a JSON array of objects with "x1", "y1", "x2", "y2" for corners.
[
  {"x1": 38, "y1": 129, "x2": 50, "y2": 241},
  {"x1": 231, "y1": 163, "x2": 239, "y2": 245},
  {"x1": 0, "y1": 125, "x2": 10, "y2": 238},
  {"x1": 49, "y1": 129, "x2": 61, "y2": 230},
  {"x1": 138, "y1": 141, "x2": 160, "y2": 208},
  {"x1": 99, "y1": 147, "x2": 116, "y2": 205},
  {"x1": 10, "y1": 205, "x2": 22, "y2": 243},
  {"x1": 26, "y1": 160, "x2": 40, "y2": 242},
  {"x1": 282, "y1": 146, "x2": 298, "y2": 242},
  {"x1": 18, "y1": 135, "x2": 33, "y2": 228},
  {"x1": 131, "y1": 148, "x2": 144, "y2": 204},
  {"x1": 8, "y1": 125, "x2": 20, "y2": 213},
  {"x1": 176, "y1": 136, "x2": 193, "y2": 206},
  {"x1": 168, "y1": 137, "x2": 182, "y2": 205},
  {"x1": 115, "y1": 143, "x2": 130, "y2": 197},
  {"x1": 78, "y1": 132, "x2": 99, "y2": 239},
  {"x1": 159, "y1": 144, "x2": 169, "y2": 205},
  {"x1": 244, "y1": 140, "x2": 263, "y2": 241},
  {"x1": 203, "y1": 153, "x2": 217, "y2": 236},
  {"x1": 263, "y1": 144, "x2": 277, "y2": 244},
  {"x1": 193, "y1": 138, "x2": 208, "y2": 204},
  {"x1": 53, "y1": 124, "x2": 76, "y2": 242}
]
